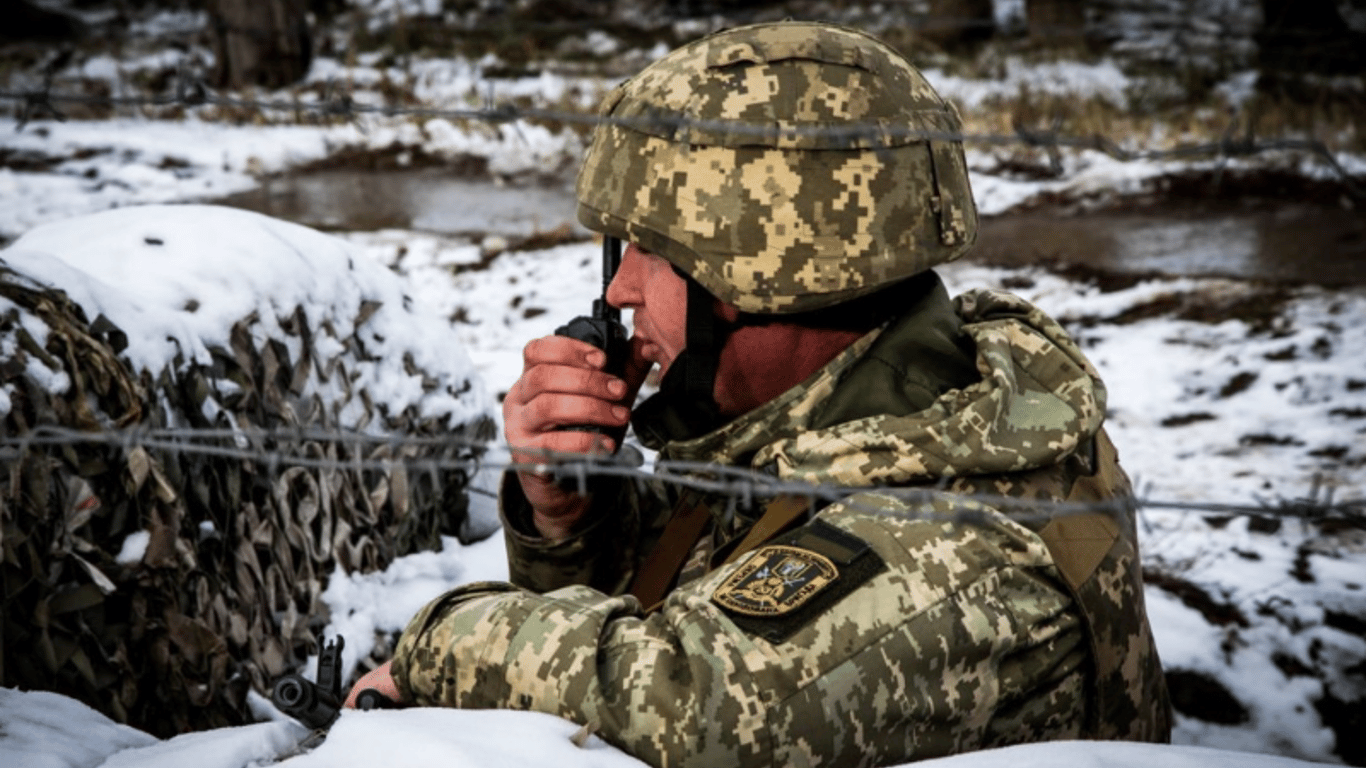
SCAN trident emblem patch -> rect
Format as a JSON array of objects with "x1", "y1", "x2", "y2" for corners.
[{"x1": 712, "y1": 545, "x2": 839, "y2": 617}]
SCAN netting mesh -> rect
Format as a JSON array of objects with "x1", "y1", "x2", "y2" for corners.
[{"x1": 0, "y1": 263, "x2": 493, "y2": 736}]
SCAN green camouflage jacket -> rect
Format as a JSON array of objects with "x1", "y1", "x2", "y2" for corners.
[{"x1": 392, "y1": 280, "x2": 1171, "y2": 767}]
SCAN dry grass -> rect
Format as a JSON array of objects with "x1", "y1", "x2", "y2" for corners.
[{"x1": 954, "y1": 75, "x2": 1364, "y2": 157}]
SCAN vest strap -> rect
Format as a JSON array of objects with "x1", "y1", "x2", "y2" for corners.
[
  {"x1": 628, "y1": 491, "x2": 712, "y2": 609},
  {"x1": 631, "y1": 493, "x2": 812, "y2": 613},
  {"x1": 720, "y1": 494, "x2": 813, "y2": 567}
]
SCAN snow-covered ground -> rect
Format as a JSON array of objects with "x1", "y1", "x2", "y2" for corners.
[
  {"x1": 0, "y1": 685, "x2": 1343, "y2": 768},
  {"x1": 2, "y1": 3, "x2": 1364, "y2": 767}
]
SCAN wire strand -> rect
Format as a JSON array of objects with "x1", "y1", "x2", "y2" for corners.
[{"x1": 3, "y1": 425, "x2": 1360, "y2": 526}]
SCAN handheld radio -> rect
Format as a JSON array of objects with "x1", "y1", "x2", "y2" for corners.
[{"x1": 553, "y1": 236, "x2": 631, "y2": 438}]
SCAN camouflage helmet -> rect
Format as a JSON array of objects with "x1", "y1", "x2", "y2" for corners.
[{"x1": 576, "y1": 21, "x2": 977, "y2": 315}]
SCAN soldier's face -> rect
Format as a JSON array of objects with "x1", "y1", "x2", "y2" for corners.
[
  {"x1": 606, "y1": 243, "x2": 688, "y2": 379},
  {"x1": 606, "y1": 243, "x2": 843, "y2": 418}
]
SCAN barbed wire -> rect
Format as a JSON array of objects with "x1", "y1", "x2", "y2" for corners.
[
  {"x1": 1, "y1": 80, "x2": 1360, "y2": 198},
  {"x1": 2, "y1": 424, "x2": 1361, "y2": 528}
]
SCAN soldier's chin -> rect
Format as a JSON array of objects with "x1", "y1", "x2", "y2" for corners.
[{"x1": 638, "y1": 343, "x2": 665, "y2": 374}]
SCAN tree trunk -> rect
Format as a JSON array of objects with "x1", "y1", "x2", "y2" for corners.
[
  {"x1": 923, "y1": 0, "x2": 995, "y2": 50},
  {"x1": 1027, "y1": 0, "x2": 1087, "y2": 47},
  {"x1": 208, "y1": 0, "x2": 312, "y2": 90}
]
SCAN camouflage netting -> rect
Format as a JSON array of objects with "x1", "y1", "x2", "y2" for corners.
[{"x1": 0, "y1": 260, "x2": 494, "y2": 737}]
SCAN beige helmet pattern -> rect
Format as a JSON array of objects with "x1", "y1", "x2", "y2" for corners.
[{"x1": 576, "y1": 21, "x2": 978, "y2": 314}]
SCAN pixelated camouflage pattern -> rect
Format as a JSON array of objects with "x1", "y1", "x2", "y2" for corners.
[
  {"x1": 575, "y1": 22, "x2": 977, "y2": 314},
  {"x1": 671, "y1": 288, "x2": 1107, "y2": 485},
  {"x1": 397, "y1": 286, "x2": 1169, "y2": 765},
  {"x1": 498, "y1": 472, "x2": 645, "y2": 597},
  {"x1": 396, "y1": 493, "x2": 1088, "y2": 768}
]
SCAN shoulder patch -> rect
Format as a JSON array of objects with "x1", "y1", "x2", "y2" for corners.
[
  {"x1": 712, "y1": 519, "x2": 886, "y2": 642},
  {"x1": 713, "y1": 545, "x2": 838, "y2": 616}
]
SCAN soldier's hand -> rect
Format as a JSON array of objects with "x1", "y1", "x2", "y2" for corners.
[
  {"x1": 503, "y1": 334, "x2": 643, "y2": 540},
  {"x1": 343, "y1": 660, "x2": 403, "y2": 709}
]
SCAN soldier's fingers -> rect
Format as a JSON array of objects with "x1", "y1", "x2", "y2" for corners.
[
  {"x1": 522, "y1": 335, "x2": 607, "y2": 372},
  {"x1": 516, "y1": 392, "x2": 629, "y2": 436},
  {"x1": 516, "y1": 363, "x2": 627, "y2": 406},
  {"x1": 509, "y1": 429, "x2": 617, "y2": 468}
]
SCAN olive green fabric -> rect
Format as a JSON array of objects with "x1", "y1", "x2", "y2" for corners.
[
  {"x1": 576, "y1": 21, "x2": 978, "y2": 314},
  {"x1": 393, "y1": 286, "x2": 1170, "y2": 766},
  {"x1": 805, "y1": 272, "x2": 980, "y2": 431}
]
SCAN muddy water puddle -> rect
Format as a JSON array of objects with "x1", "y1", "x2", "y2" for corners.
[
  {"x1": 973, "y1": 202, "x2": 1365, "y2": 287},
  {"x1": 217, "y1": 167, "x2": 581, "y2": 239},
  {"x1": 218, "y1": 168, "x2": 1365, "y2": 286}
]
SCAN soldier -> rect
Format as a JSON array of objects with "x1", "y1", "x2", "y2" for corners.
[{"x1": 347, "y1": 21, "x2": 1171, "y2": 766}]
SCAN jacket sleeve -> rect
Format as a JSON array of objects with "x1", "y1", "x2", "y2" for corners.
[
  {"x1": 391, "y1": 492, "x2": 1089, "y2": 768},
  {"x1": 498, "y1": 470, "x2": 675, "y2": 595}
]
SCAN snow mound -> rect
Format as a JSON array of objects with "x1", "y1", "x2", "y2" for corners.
[
  {"x1": 0, "y1": 205, "x2": 495, "y2": 736},
  {"x1": 4, "y1": 203, "x2": 488, "y2": 430},
  {"x1": 0, "y1": 684, "x2": 1338, "y2": 768}
]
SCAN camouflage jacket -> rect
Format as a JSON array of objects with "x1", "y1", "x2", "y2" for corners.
[{"x1": 392, "y1": 281, "x2": 1171, "y2": 767}]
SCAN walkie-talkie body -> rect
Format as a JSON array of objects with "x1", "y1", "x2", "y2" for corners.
[{"x1": 554, "y1": 236, "x2": 631, "y2": 439}]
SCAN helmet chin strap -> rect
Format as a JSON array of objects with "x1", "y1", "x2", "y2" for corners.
[{"x1": 629, "y1": 272, "x2": 733, "y2": 448}]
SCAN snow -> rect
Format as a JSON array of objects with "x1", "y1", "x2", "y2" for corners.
[
  {"x1": 1, "y1": 3, "x2": 1364, "y2": 767},
  {"x1": 926, "y1": 58, "x2": 1131, "y2": 112},
  {"x1": 0, "y1": 686, "x2": 1337, "y2": 768},
  {"x1": 264, "y1": 709, "x2": 645, "y2": 768},
  {"x1": 0, "y1": 689, "x2": 157, "y2": 768},
  {"x1": 4, "y1": 204, "x2": 489, "y2": 431},
  {"x1": 114, "y1": 530, "x2": 151, "y2": 565},
  {"x1": 0, "y1": 111, "x2": 582, "y2": 243},
  {"x1": 317, "y1": 533, "x2": 510, "y2": 676},
  {"x1": 96, "y1": 721, "x2": 305, "y2": 768}
]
